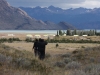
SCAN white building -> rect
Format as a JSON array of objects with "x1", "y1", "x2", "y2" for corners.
[
  {"x1": 43, "y1": 35, "x2": 48, "y2": 39},
  {"x1": 73, "y1": 35, "x2": 79, "y2": 36},
  {"x1": 63, "y1": 34, "x2": 66, "y2": 36},
  {"x1": 26, "y1": 34, "x2": 33, "y2": 38},
  {"x1": 8, "y1": 34, "x2": 15, "y2": 36},
  {"x1": 34, "y1": 35, "x2": 41, "y2": 38},
  {"x1": 48, "y1": 34, "x2": 55, "y2": 39},
  {"x1": 82, "y1": 35, "x2": 88, "y2": 36}
]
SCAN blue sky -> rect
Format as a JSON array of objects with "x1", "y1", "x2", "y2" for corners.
[{"x1": 6, "y1": 0, "x2": 100, "y2": 9}]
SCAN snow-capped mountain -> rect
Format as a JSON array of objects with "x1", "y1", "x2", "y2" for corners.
[
  {"x1": 0, "y1": 0, "x2": 75, "y2": 30},
  {"x1": 20, "y1": 6, "x2": 100, "y2": 29}
]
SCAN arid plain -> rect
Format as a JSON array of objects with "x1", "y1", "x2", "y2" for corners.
[
  {"x1": 1, "y1": 32, "x2": 100, "y2": 75},
  {"x1": 1, "y1": 33, "x2": 100, "y2": 56}
]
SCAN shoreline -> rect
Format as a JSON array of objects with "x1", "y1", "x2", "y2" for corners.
[{"x1": 0, "y1": 30, "x2": 57, "y2": 34}]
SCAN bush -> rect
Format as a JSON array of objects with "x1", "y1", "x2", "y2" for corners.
[
  {"x1": 0, "y1": 53, "x2": 12, "y2": 65},
  {"x1": 72, "y1": 50, "x2": 79, "y2": 54},
  {"x1": 6, "y1": 56, "x2": 13, "y2": 64},
  {"x1": 45, "y1": 53, "x2": 51, "y2": 58},
  {"x1": 0, "y1": 53, "x2": 6, "y2": 64},
  {"x1": 81, "y1": 46, "x2": 85, "y2": 48},
  {"x1": 14, "y1": 57, "x2": 31, "y2": 68},
  {"x1": 65, "y1": 61, "x2": 82, "y2": 70},
  {"x1": 68, "y1": 70, "x2": 87, "y2": 75},
  {"x1": 25, "y1": 38, "x2": 33, "y2": 42},
  {"x1": 84, "y1": 64, "x2": 100, "y2": 74},
  {"x1": 61, "y1": 53, "x2": 71, "y2": 58},
  {"x1": 54, "y1": 61, "x2": 66, "y2": 68},
  {"x1": 0, "y1": 38, "x2": 21, "y2": 43},
  {"x1": 63, "y1": 58, "x2": 72, "y2": 64},
  {"x1": 56, "y1": 43, "x2": 59, "y2": 48}
]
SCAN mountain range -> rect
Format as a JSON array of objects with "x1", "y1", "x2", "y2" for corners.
[
  {"x1": 0, "y1": 0, "x2": 75, "y2": 30},
  {"x1": 20, "y1": 6, "x2": 100, "y2": 29}
]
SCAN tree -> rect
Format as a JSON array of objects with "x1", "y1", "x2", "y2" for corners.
[
  {"x1": 59, "y1": 30, "x2": 63, "y2": 36},
  {"x1": 95, "y1": 29, "x2": 97, "y2": 35},
  {"x1": 56, "y1": 30, "x2": 59, "y2": 36},
  {"x1": 66, "y1": 29, "x2": 71, "y2": 36},
  {"x1": 89, "y1": 30, "x2": 95, "y2": 36},
  {"x1": 73, "y1": 29, "x2": 77, "y2": 35}
]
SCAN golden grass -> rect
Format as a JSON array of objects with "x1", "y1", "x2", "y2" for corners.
[
  {"x1": 0, "y1": 44, "x2": 51, "y2": 75},
  {"x1": 1, "y1": 42, "x2": 100, "y2": 75},
  {"x1": 3, "y1": 42, "x2": 100, "y2": 55},
  {"x1": 1, "y1": 33, "x2": 100, "y2": 75}
]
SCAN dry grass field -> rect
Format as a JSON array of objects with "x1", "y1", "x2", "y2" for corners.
[
  {"x1": 1, "y1": 33, "x2": 100, "y2": 41},
  {"x1": 0, "y1": 33, "x2": 55, "y2": 40},
  {"x1": 1, "y1": 33, "x2": 100, "y2": 55},
  {"x1": 3, "y1": 42, "x2": 100, "y2": 55},
  {"x1": 1, "y1": 33, "x2": 100, "y2": 75},
  {"x1": 1, "y1": 42, "x2": 100, "y2": 75}
]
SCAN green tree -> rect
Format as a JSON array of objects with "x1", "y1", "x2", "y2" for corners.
[
  {"x1": 89, "y1": 30, "x2": 95, "y2": 36},
  {"x1": 95, "y1": 29, "x2": 97, "y2": 35},
  {"x1": 56, "y1": 30, "x2": 59, "y2": 36},
  {"x1": 59, "y1": 30, "x2": 63, "y2": 36},
  {"x1": 73, "y1": 29, "x2": 77, "y2": 35},
  {"x1": 66, "y1": 29, "x2": 71, "y2": 36}
]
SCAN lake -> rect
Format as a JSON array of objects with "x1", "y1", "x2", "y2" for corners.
[
  {"x1": 0, "y1": 30, "x2": 57, "y2": 34},
  {"x1": 0, "y1": 30, "x2": 100, "y2": 34}
]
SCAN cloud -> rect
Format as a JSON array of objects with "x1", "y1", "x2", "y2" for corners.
[
  {"x1": 6, "y1": 0, "x2": 100, "y2": 9},
  {"x1": 6, "y1": 0, "x2": 85, "y2": 3},
  {"x1": 6, "y1": 0, "x2": 85, "y2": 6},
  {"x1": 71, "y1": 0, "x2": 100, "y2": 8}
]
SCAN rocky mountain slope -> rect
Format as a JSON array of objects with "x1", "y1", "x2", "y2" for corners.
[{"x1": 0, "y1": 0, "x2": 75, "y2": 30}]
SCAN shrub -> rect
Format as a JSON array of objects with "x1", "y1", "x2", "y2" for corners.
[
  {"x1": 14, "y1": 57, "x2": 31, "y2": 68},
  {"x1": 56, "y1": 43, "x2": 59, "y2": 48},
  {"x1": 54, "y1": 61, "x2": 66, "y2": 68},
  {"x1": 68, "y1": 70, "x2": 87, "y2": 75},
  {"x1": 65, "y1": 61, "x2": 82, "y2": 70},
  {"x1": 0, "y1": 53, "x2": 6, "y2": 64},
  {"x1": 72, "y1": 50, "x2": 79, "y2": 54},
  {"x1": 0, "y1": 53, "x2": 13, "y2": 65},
  {"x1": 81, "y1": 46, "x2": 85, "y2": 48},
  {"x1": 84, "y1": 64, "x2": 100, "y2": 74},
  {"x1": 84, "y1": 47, "x2": 92, "y2": 51},
  {"x1": 61, "y1": 53, "x2": 71, "y2": 58},
  {"x1": 25, "y1": 38, "x2": 33, "y2": 42},
  {"x1": 6, "y1": 56, "x2": 13, "y2": 64},
  {"x1": 45, "y1": 53, "x2": 51, "y2": 58},
  {"x1": 89, "y1": 57, "x2": 95, "y2": 62},
  {"x1": 63, "y1": 58, "x2": 72, "y2": 64}
]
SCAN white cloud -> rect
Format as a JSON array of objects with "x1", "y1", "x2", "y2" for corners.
[
  {"x1": 6, "y1": 0, "x2": 100, "y2": 9},
  {"x1": 6, "y1": 0, "x2": 85, "y2": 3},
  {"x1": 70, "y1": 0, "x2": 100, "y2": 9}
]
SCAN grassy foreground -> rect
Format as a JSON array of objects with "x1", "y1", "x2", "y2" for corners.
[{"x1": 0, "y1": 43, "x2": 100, "y2": 75}]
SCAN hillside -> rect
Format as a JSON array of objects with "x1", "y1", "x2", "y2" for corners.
[
  {"x1": 0, "y1": 0, "x2": 42, "y2": 29},
  {"x1": 20, "y1": 6, "x2": 100, "y2": 29},
  {"x1": 0, "y1": 0, "x2": 75, "y2": 30}
]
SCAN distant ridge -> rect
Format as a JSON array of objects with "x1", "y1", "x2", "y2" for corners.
[
  {"x1": 20, "y1": 6, "x2": 100, "y2": 29},
  {"x1": 0, "y1": 0, "x2": 75, "y2": 30},
  {"x1": 58, "y1": 22, "x2": 76, "y2": 29}
]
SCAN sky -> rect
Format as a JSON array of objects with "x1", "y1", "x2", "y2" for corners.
[{"x1": 6, "y1": 0, "x2": 100, "y2": 9}]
